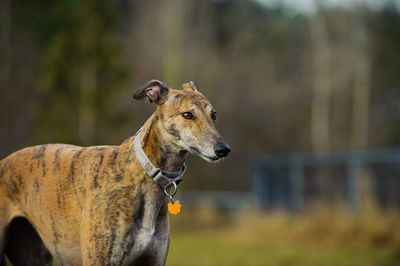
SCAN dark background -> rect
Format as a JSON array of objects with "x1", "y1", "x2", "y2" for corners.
[{"x1": 1, "y1": 0, "x2": 400, "y2": 192}]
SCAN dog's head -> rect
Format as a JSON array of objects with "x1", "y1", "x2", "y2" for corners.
[{"x1": 133, "y1": 79, "x2": 230, "y2": 162}]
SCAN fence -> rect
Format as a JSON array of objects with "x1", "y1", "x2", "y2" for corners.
[
  {"x1": 252, "y1": 148, "x2": 400, "y2": 212},
  {"x1": 181, "y1": 148, "x2": 400, "y2": 212}
]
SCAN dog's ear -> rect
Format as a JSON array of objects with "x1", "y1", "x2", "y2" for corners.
[
  {"x1": 133, "y1": 79, "x2": 170, "y2": 104},
  {"x1": 182, "y1": 81, "x2": 198, "y2": 92}
]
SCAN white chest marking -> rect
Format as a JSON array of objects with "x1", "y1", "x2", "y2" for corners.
[{"x1": 132, "y1": 228, "x2": 155, "y2": 259}]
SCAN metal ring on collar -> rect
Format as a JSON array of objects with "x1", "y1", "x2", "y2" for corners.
[{"x1": 164, "y1": 181, "x2": 177, "y2": 198}]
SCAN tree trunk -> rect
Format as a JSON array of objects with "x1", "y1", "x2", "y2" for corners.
[
  {"x1": 0, "y1": 0, "x2": 11, "y2": 157},
  {"x1": 351, "y1": 9, "x2": 370, "y2": 149},
  {"x1": 78, "y1": 5, "x2": 97, "y2": 146},
  {"x1": 310, "y1": 4, "x2": 331, "y2": 153},
  {"x1": 79, "y1": 62, "x2": 96, "y2": 146},
  {"x1": 161, "y1": 0, "x2": 183, "y2": 85}
]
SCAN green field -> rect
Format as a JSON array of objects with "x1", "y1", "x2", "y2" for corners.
[
  {"x1": 167, "y1": 231, "x2": 400, "y2": 266},
  {"x1": 167, "y1": 230, "x2": 399, "y2": 266},
  {"x1": 167, "y1": 204, "x2": 400, "y2": 266}
]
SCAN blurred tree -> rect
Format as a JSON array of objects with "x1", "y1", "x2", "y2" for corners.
[
  {"x1": 310, "y1": 1, "x2": 331, "y2": 153},
  {"x1": 0, "y1": 0, "x2": 11, "y2": 154},
  {"x1": 369, "y1": 4, "x2": 400, "y2": 148},
  {"x1": 161, "y1": 0, "x2": 183, "y2": 86},
  {"x1": 1, "y1": 0, "x2": 400, "y2": 192},
  {"x1": 351, "y1": 4, "x2": 371, "y2": 149},
  {"x1": 36, "y1": 0, "x2": 128, "y2": 145},
  {"x1": 0, "y1": 0, "x2": 47, "y2": 158}
]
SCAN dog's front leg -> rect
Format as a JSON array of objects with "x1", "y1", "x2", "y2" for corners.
[
  {"x1": 133, "y1": 204, "x2": 170, "y2": 266},
  {"x1": 150, "y1": 228, "x2": 170, "y2": 266},
  {"x1": 80, "y1": 223, "x2": 108, "y2": 266},
  {"x1": 152, "y1": 210, "x2": 170, "y2": 266},
  {"x1": 81, "y1": 196, "x2": 138, "y2": 266},
  {"x1": 81, "y1": 222, "x2": 125, "y2": 266}
]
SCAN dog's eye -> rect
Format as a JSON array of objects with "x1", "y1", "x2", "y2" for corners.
[
  {"x1": 182, "y1": 112, "x2": 194, "y2": 120},
  {"x1": 211, "y1": 111, "x2": 217, "y2": 121}
]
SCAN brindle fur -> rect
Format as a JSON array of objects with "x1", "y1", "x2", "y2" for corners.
[{"x1": 0, "y1": 80, "x2": 229, "y2": 266}]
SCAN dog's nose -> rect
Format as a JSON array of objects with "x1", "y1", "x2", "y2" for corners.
[{"x1": 214, "y1": 142, "x2": 231, "y2": 158}]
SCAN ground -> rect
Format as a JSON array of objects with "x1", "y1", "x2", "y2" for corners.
[{"x1": 167, "y1": 230, "x2": 399, "y2": 266}]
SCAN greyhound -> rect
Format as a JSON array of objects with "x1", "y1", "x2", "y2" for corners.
[{"x1": 0, "y1": 80, "x2": 230, "y2": 265}]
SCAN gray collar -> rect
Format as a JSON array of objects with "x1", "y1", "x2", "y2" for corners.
[{"x1": 134, "y1": 128, "x2": 186, "y2": 196}]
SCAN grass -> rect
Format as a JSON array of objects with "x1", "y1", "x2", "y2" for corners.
[
  {"x1": 167, "y1": 230, "x2": 398, "y2": 266},
  {"x1": 167, "y1": 201, "x2": 400, "y2": 266}
]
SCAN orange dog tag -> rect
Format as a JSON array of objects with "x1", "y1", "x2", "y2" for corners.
[{"x1": 168, "y1": 200, "x2": 181, "y2": 215}]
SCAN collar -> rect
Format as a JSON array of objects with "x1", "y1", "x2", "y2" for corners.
[{"x1": 134, "y1": 128, "x2": 186, "y2": 195}]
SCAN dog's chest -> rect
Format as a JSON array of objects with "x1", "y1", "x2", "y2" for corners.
[
  {"x1": 120, "y1": 226, "x2": 168, "y2": 264},
  {"x1": 118, "y1": 207, "x2": 170, "y2": 264},
  {"x1": 134, "y1": 229, "x2": 155, "y2": 255}
]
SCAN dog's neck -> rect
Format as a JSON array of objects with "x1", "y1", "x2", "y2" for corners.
[
  {"x1": 137, "y1": 113, "x2": 188, "y2": 173},
  {"x1": 116, "y1": 113, "x2": 186, "y2": 239}
]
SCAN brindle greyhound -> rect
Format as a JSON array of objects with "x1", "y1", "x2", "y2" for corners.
[{"x1": 0, "y1": 80, "x2": 230, "y2": 266}]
